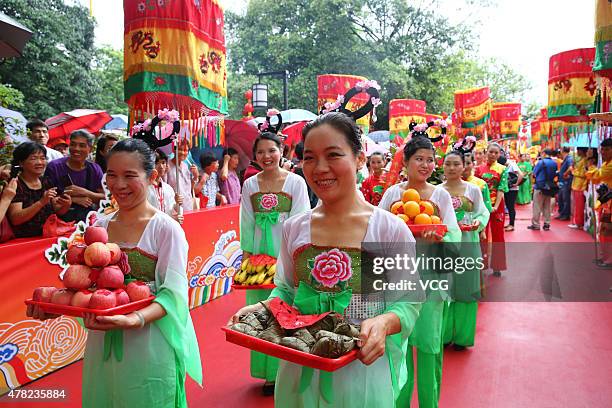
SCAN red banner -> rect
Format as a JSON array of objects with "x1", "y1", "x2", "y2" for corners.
[
  {"x1": 547, "y1": 48, "x2": 596, "y2": 122},
  {"x1": 0, "y1": 206, "x2": 240, "y2": 394},
  {"x1": 123, "y1": 0, "x2": 228, "y2": 134},
  {"x1": 489, "y1": 102, "x2": 521, "y2": 139}
]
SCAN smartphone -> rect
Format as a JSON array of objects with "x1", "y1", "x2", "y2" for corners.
[
  {"x1": 58, "y1": 174, "x2": 73, "y2": 196},
  {"x1": 10, "y1": 165, "x2": 21, "y2": 179}
]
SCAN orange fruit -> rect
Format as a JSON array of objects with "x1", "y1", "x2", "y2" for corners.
[
  {"x1": 414, "y1": 213, "x2": 432, "y2": 225},
  {"x1": 391, "y1": 201, "x2": 404, "y2": 215},
  {"x1": 430, "y1": 215, "x2": 441, "y2": 224},
  {"x1": 402, "y1": 188, "x2": 420, "y2": 203},
  {"x1": 397, "y1": 214, "x2": 409, "y2": 223},
  {"x1": 419, "y1": 201, "x2": 435, "y2": 216},
  {"x1": 403, "y1": 201, "x2": 421, "y2": 218}
]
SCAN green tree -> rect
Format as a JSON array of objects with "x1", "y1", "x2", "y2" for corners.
[
  {"x1": 0, "y1": 84, "x2": 25, "y2": 110},
  {"x1": 92, "y1": 46, "x2": 127, "y2": 115},
  {"x1": 0, "y1": 0, "x2": 98, "y2": 119},
  {"x1": 225, "y1": 0, "x2": 528, "y2": 130}
]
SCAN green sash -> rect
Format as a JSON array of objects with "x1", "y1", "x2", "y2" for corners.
[
  {"x1": 103, "y1": 330, "x2": 124, "y2": 362},
  {"x1": 294, "y1": 281, "x2": 352, "y2": 403},
  {"x1": 255, "y1": 211, "x2": 280, "y2": 255}
]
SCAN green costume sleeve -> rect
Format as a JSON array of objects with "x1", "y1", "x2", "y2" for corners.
[
  {"x1": 498, "y1": 167, "x2": 509, "y2": 193},
  {"x1": 482, "y1": 184, "x2": 493, "y2": 213},
  {"x1": 153, "y1": 220, "x2": 202, "y2": 386},
  {"x1": 379, "y1": 220, "x2": 422, "y2": 400},
  {"x1": 239, "y1": 180, "x2": 256, "y2": 253}
]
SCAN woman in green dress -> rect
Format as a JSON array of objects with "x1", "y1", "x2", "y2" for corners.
[
  {"x1": 441, "y1": 150, "x2": 490, "y2": 350},
  {"x1": 28, "y1": 138, "x2": 202, "y2": 407},
  {"x1": 379, "y1": 129, "x2": 461, "y2": 408},
  {"x1": 517, "y1": 153, "x2": 533, "y2": 205},
  {"x1": 240, "y1": 131, "x2": 309, "y2": 395},
  {"x1": 230, "y1": 112, "x2": 421, "y2": 407}
]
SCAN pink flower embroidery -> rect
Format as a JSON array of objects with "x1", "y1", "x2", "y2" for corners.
[
  {"x1": 311, "y1": 249, "x2": 352, "y2": 288},
  {"x1": 260, "y1": 194, "x2": 278, "y2": 210},
  {"x1": 451, "y1": 196, "x2": 462, "y2": 210}
]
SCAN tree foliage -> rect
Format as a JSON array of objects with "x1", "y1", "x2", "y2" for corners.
[
  {"x1": 0, "y1": 0, "x2": 99, "y2": 119},
  {"x1": 226, "y1": 0, "x2": 530, "y2": 129},
  {"x1": 0, "y1": 0, "x2": 126, "y2": 119},
  {"x1": 92, "y1": 46, "x2": 127, "y2": 115}
]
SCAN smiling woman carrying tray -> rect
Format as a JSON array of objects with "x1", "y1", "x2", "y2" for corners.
[
  {"x1": 28, "y1": 139, "x2": 201, "y2": 408},
  {"x1": 231, "y1": 106, "x2": 421, "y2": 407}
]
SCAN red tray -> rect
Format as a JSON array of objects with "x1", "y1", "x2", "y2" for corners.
[
  {"x1": 408, "y1": 224, "x2": 448, "y2": 237},
  {"x1": 25, "y1": 296, "x2": 155, "y2": 317},
  {"x1": 459, "y1": 224, "x2": 478, "y2": 232},
  {"x1": 222, "y1": 326, "x2": 358, "y2": 372},
  {"x1": 232, "y1": 284, "x2": 276, "y2": 290}
]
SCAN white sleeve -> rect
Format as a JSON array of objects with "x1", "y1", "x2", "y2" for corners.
[
  {"x1": 288, "y1": 174, "x2": 310, "y2": 217},
  {"x1": 153, "y1": 216, "x2": 189, "y2": 303},
  {"x1": 378, "y1": 185, "x2": 399, "y2": 211},
  {"x1": 239, "y1": 177, "x2": 256, "y2": 253},
  {"x1": 270, "y1": 217, "x2": 298, "y2": 303}
]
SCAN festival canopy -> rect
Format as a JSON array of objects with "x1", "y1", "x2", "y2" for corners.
[
  {"x1": 530, "y1": 119, "x2": 541, "y2": 145},
  {"x1": 538, "y1": 107, "x2": 551, "y2": 145},
  {"x1": 593, "y1": 0, "x2": 612, "y2": 79},
  {"x1": 317, "y1": 74, "x2": 371, "y2": 128},
  {"x1": 45, "y1": 109, "x2": 112, "y2": 139},
  {"x1": 389, "y1": 99, "x2": 426, "y2": 139},
  {"x1": 489, "y1": 102, "x2": 521, "y2": 140},
  {"x1": 0, "y1": 11, "x2": 32, "y2": 58},
  {"x1": 123, "y1": 0, "x2": 228, "y2": 141},
  {"x1": 453, "y1": 87, "x2": 492, "y2": 134},
  {"x1": 547, "y1": 48, "x2": 597, "y2": 140}
]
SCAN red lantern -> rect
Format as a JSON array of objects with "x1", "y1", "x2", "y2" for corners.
[
  {"x1": 244, "y1": 89, "x2": 253, "y2": 100},
  {"x1": 243, "y1": 102, "x2": 254, "y2": 116}
]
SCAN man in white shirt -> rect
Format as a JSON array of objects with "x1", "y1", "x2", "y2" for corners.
[{"x1": 26, "y1": 119, "x2": 63, "y2": 162}]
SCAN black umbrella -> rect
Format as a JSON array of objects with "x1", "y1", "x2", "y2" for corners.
[{"x1": 0, "y1": 11, "x2": 32, "y2": 58}]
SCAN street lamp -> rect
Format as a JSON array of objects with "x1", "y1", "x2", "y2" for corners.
[
  {"x1": 252, "y1": 83, "x2": 268, "y2": 108},
  {"x1": 251, "y1": 70, "x2": 289, "y2": 111}
]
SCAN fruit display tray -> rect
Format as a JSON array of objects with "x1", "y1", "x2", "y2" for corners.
[
  {"x1": 459, "y1": 224, "x2": 479, "y2": 232},
  {"x1": 231, "y1": 284, "x2": 276, "y2": 290},
  {"x1": 24, "y1": 296, "x2": 155, "y2": 317},
  {"x1": 408, "y1": 224, "x2": 448, "y2": 237},
  {"x1": 222, "y1": 327, "x2": 358, "y2": 372}
]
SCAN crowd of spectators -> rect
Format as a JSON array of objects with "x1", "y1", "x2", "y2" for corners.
[{"x1": 0, "y1": 119, "x2": 251, "y2": 242}]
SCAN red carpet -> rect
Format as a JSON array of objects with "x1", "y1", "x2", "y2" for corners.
[{"x1": 3, "y1": 204, "x2": 612, "y2": 407}]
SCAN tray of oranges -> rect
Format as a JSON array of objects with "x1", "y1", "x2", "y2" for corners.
[{"x1": 390, "y1": 188, "x2": 447, "y2": 238}]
